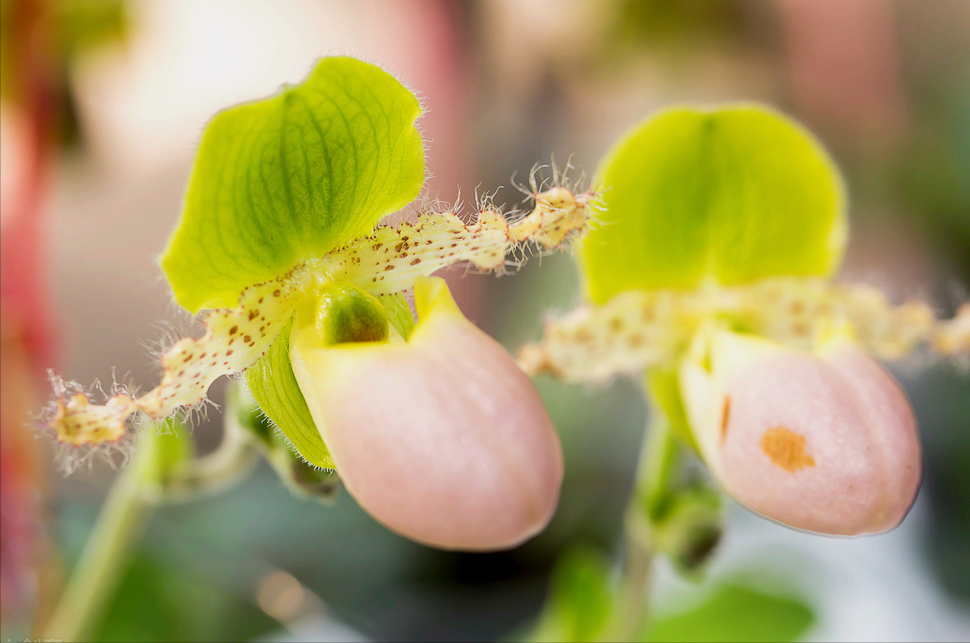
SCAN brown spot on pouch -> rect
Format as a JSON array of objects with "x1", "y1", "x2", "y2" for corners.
[
  {"x1": 720, "y1": 396, "x2": 731, "y2": 443},
  {"x1": 761, "y1": 426, "x2": 816, "y2": 472}
]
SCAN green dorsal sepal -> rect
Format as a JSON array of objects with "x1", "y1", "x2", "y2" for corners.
[
  {"x1": 161, "y1": 56, "x2": 425, "y2": 313},
  {"x1": 580, "y1": 105, "x2": 846, "y2": 304}
]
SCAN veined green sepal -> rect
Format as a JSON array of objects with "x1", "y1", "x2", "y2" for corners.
[
  {"x1": 580, "y1": 105, "x2": 846, "y2": 304},
  {"x1": 161, "y1": 56, "x2": 425, "y2": 313}
]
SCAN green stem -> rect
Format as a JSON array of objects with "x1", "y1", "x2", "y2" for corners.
[
  {"x1": 151, "y1": 418, "x2": 259, "y2": 501},
  {"x1": 42, "y1": 416, "x2": 262, "y2": 641},
  {"x1": 615, "y1": 386, "x2": 681, "y2": 641},
  {"x1": 44, "y1": 439, "x2": 156, "y2": 642},
  {"x1": 641, "y1": 414, "x2": 679, "y2": 523},
  {"x1": 616, "y1": 520, "x2": 653, "y2": 641}
]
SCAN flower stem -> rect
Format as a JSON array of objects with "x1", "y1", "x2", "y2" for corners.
[
  {"x1": 44, "y1": 437, "x2": 156, "y2": 642},
  {"x1": 42, "y1": 418, "x2": 261, "y2": 641},
  {"x1": 640, "y1": 414, "x2": 679, "y2": 523},
  {"x1": 615, "y1": 522, "x2": 653, "y2": 641},
  {"x1": 615, "y1": 413, "x2": 679, "y2": 640},
  {"x1": 150, "y1": 417, "x2": 259, "y2": 501}
]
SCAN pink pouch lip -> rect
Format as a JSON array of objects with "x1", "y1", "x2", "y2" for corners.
[
  {"x1": 290, "y1": 279, "x2": 564, "y2": 551},
  {"x1": 682, "y1": 330, "x2": 920, "y2": 536}
]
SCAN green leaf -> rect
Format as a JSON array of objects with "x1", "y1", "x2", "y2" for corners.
[
  {"x1": 641, "y1": 583, "x2": 814, "y2": 643},
  {"x1": 90, "y1": 554, "x2": 277, "y2": 642},
  {"x1": 161, "y1": 56, "x2": 425, "y2": 313},
  {"x1": 244, "y1": 316, "x2": 335, "y2": 469},
  {"x1": 580, "y1": 105, "x2": 846, "y2": 304}
]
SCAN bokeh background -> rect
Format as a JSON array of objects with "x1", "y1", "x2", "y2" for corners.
[{"x1": 2, "y1": 0, "x2": 969, "y2": 641}]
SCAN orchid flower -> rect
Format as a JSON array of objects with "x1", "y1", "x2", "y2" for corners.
[
  {"x1": 41, "y1": 57, "x2": 595, "y2": 550},
  {"x1": 520, "y1": 105, "x2": 969, "y2": 536}
]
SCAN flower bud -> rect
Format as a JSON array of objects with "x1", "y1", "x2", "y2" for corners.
[
  {"x1": 678, "y1": 328, "x2": 920, "y2": 535},
  {"x1": 289, "y1": 277, "x2": 563, "y2": 550}
]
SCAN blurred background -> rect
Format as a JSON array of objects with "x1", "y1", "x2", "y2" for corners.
[{"x1": 1, "y1": 0, "x2": 969, "y2": 641}]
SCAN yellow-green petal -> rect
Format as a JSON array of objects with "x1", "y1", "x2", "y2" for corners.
[{"x1": 244, "y1": 317, "x2": 334, "y2": 469}]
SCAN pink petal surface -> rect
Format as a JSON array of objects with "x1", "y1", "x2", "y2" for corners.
[
  {"x1": 290, "y1": 280, "x2": 563, "y2": 551},
  {"x1": 818, "y1": 340, "x2": 921, "y2": 528},
  {"x1": 682, "y1": 330, "x2": 920, "y2": 535}
]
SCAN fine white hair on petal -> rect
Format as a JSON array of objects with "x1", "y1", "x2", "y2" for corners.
[
  {"x1": 44, "y1": 270, "x2": 313, "y2": 448},
  {"x1": 40, "y1": 184, "x2": 598, "y2": 456},
  {"x1": 519, "y1": 277, "x2": 969, "y2": 383},
  {"x1": 314, "y1": 186, "x2": 599, "y2": 295}
]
